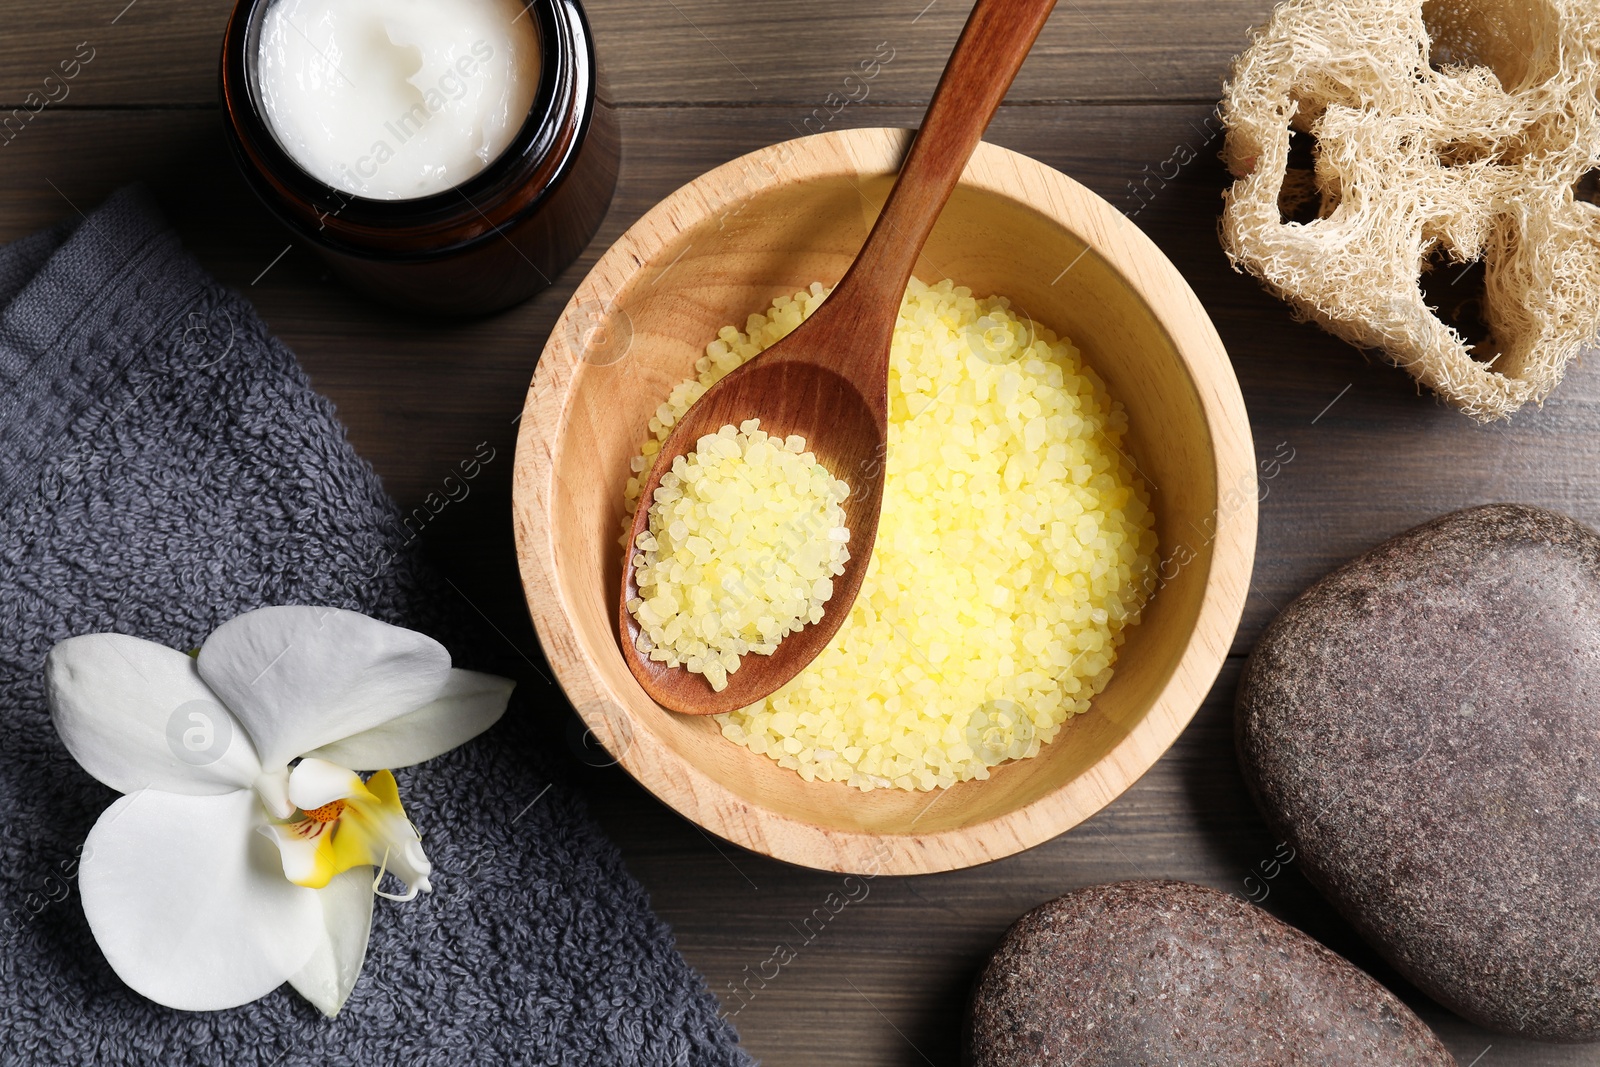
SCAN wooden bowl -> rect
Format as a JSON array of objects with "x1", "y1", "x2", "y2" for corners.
[{"x1": 513, "y1": 127, "x2": 1255, "y2": 875}]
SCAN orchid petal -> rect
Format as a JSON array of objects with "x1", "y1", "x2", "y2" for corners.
[
  {"x1": 79, "y1": 789, "x2": 322, "y2": 1011},
  {"x1": 288, "y1": 866, "x2": 375, "y2": 1018},
  {"x1": 306, "y1": 669, "x2": 514, "y2": 771},
  {"x1": 196, "y1": 606, "x2": 451, "y2": 770},
  {"x1": 47, "y1": 634, "x2": 261, "y2": 796},
  {"x1": 287, "y1": 758, "x2": 364, "y2": 812}
]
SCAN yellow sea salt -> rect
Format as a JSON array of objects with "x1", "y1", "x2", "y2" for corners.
[
  {"x1": 622, "y1": 278, "x2": 1158, "y2": 791},
  {"x1": 626, "y1": 419, "x2": 850, "y2": 692}
]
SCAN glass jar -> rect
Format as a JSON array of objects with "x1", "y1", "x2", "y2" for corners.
[{"x1": 220, "y1": 0, "x2": 617, "y2": 316}]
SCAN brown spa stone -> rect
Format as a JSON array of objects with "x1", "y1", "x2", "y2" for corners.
[
  {"x1": 966, "y1": 880, "x2": 1453, "y2": 1066},
  {"x1": 1237, "y1": 503, "x2": 1600, "y2": 1042}
]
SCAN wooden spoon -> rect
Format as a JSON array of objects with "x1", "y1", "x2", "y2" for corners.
[{"x1": 620, "y1": 0, "x2": 1059, "y2": 715}]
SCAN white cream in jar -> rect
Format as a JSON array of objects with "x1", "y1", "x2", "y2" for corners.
[{"x1": 256, "y1": 0, "x2": 539, "y2": 200}]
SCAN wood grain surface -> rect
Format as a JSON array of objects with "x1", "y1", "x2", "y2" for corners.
[{"x1": 2, "y1": 0, "x2": 1596, "y2": 1064}]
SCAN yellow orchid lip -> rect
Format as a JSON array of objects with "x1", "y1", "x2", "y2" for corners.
[{"x1": 262, "y1": 762, "x2": 433, "y2": 900}]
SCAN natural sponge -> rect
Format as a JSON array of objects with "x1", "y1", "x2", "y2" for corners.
[{"x1": 1219, "y1": 0, "x2": 1600, "y2": 421}]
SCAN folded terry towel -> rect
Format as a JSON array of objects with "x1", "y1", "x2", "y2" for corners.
[{"x1": 0, "y1": 185, "x2": 749, "y2": 1066}]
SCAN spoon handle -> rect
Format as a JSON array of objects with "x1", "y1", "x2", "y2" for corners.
[{"x1": 827, "y1": 0, "x2": 1059, "y2": 356}]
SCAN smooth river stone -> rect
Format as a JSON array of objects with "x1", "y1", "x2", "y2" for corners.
[
  {"x1": 1238, "y1": 503, "x2": 1600, "y2": 1042},
  {"x1": 966, "y1": 880, "x2": 1454, "y2": 1066}
]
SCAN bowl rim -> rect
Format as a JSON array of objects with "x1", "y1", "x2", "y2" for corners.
[{"x1": 512, "y1": 126, "x2": 1256, "y2": 875}]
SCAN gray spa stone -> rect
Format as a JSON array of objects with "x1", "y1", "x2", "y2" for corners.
[
  {"x1": 967, "y1": 880, "x2": 1454, "y2": 1066},
  {"x1": 1238, "y1": 503, "x2": 1600, "y2": 1042}
]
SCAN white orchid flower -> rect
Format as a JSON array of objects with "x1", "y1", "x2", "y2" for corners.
[{"x1": 44, "y1": 606, "x2": 514, "y2": 1017}]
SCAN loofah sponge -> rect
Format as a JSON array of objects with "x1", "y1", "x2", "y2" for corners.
[{"x1": 1219, "y1": 0, "x2": 1600, "y2": 421}]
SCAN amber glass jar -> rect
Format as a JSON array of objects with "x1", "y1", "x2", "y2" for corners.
[{"x1": 220, "y1": 0, "x2": 617, "y2": 315}]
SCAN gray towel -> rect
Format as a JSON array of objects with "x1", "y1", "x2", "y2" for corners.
[{"x1": 0, "y1": 185, "x2": 750, "y2": 1067}]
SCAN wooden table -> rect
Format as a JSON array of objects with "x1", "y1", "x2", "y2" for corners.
[{"x1": 3, "y1": 1, "x2": 1594, "y2": 1063}]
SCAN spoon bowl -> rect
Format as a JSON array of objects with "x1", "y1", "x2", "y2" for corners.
[{"x1": 619, "y1": 356, "x2": 887, "y2": 715}]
